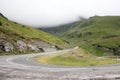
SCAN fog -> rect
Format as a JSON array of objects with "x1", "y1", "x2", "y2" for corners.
[{"x1": 0, "y1": 0, "x2": 120, "y2": 27}]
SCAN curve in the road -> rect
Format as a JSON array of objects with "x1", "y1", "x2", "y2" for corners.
[{"x1": 0, "y1": 49, "x2": 120, "y2": 80}]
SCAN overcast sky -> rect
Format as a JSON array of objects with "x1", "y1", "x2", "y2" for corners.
[{"x1": 0, "y1": 0, "x2": 120, "y2": 27}]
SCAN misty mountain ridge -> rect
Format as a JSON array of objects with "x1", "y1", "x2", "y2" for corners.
[
  {"x1": 40, "y1": 17, "x2": 86, "y2": 36},
  {"x1": 42, "y1": 16, "x2": 120, "y2": 56}
]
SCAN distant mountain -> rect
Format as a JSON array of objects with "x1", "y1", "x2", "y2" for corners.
[
  {"x1": 40, "y1": 17, "x2": 86, "y2": 36},
  {"x1": 0, "y1": 13, "x2": 68, "y2": 55},
  {"x1": 42, "y1": 16, "x2": 120, "y2": 56}
]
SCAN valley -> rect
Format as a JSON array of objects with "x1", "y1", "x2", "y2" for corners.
[{"x1": 0, "y1": 13, "x2": 120, "y2": 80}]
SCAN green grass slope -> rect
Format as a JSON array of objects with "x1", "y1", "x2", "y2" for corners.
[
  {"x1": 62, "y1": 16, "x2": 120, "y2": 56},
  {"x1": 0, "y1": 13, "x2": 68, "y2": 49},
  {"x1": 40, "y1": 21, "x2": 81, "y2": 36}
]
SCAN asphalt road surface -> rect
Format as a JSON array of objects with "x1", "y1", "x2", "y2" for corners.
[{"x1": 0, "y1": 49, "x2": 120, "y2": 80}]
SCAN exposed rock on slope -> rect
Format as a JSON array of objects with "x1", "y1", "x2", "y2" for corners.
[
  {"x1": 0, "y1": 39, "x2": 56, "y2": 54},
  {"x1": 16, "y1": 40, "x2": 27, "y2": 52},
  {"x1": 0, "y1": 13, "x2": 67, "y2": 54},
  {"x1": 0, "y1": 40, "x2": 14, "y2": 52}
]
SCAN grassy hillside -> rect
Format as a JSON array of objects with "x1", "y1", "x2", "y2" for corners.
[
  {"x1": 62, "y1": 16, "x2": 120, "y2": 56},
  {"x1": 0, "y1": 13, "x2": 68, "y2": 49},
  {"x1": 36, "y1": 16, "x2": 120, "y2": 66},
  {"x1": 40, "y1": 21, "x2": 81, "y2": 36},
  {"x1": 60, "y1": 16, "x2": 120, "y2": 56}
]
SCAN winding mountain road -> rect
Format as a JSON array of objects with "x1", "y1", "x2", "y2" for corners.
[{"x1": 0, "y1": 49, "x2": 120, "y2": 80}]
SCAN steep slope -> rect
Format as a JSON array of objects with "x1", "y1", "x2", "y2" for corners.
[
  {"x1": 62, "y1": 16, "x2": 120, "y2": 56},
  {"x1": 40, "y1": 16, "x2": 120, "y2": 56},
  {"x1": 0, "y1": 13, "x2": 68, "y2": 54}
]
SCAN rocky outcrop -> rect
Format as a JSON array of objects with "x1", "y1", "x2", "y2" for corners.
[
  {"x1": 28, "y1": 39, "x2": 57, "y2": 52},
  {"x1": 16, "y1": 40, "x2": 27, "y2": 52},
  {"x1": 0, "y1": 39, "x2": 57, "y2": 54},
  {"x1": 0, "y1": 40, "x2": 14, "y2": 52},
  {"x1": 93, "y1": 44, "x2": 120, "y2": 56},
  {"x1": 27, "y1": 44, "x2": 39, "y2": 52},
  {"x1": 42, "y1": 46, "x2": 57, "y2": 52}
]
